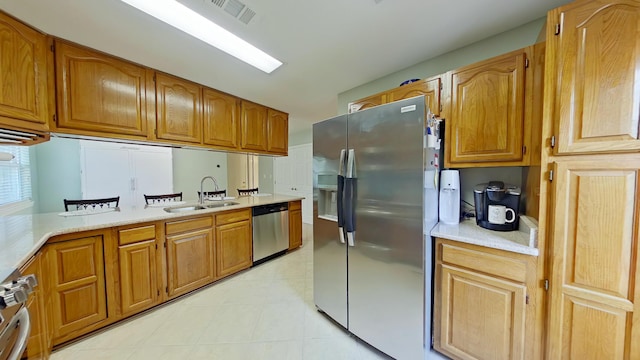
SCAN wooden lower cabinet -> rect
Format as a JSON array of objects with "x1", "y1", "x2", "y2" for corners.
[
  {"x1": 434, "y1": 238, "x2": 537, "y2": 360},
  {"x1": 116, "y1": 224, "x2": 160, "y2": 316},
  {"x1": 165, "y1": 216, "x2": 215, "y2": 298},
  {"x1": 289, "y1": 201, "x2": 302, "y2": 250},
  {"x1": 215, "y1": 210, "x2": 252, "y2": 278},
  {"x1": 46, "y1": 235, "x2": 108, "y2": 343},
  {"x1": 20, "y1": 254, "x2": 49, "y2": 360}
]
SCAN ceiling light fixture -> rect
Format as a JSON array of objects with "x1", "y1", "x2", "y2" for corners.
[{"x1": 120, "y1": 0, "x2": 282, "y2": 73}]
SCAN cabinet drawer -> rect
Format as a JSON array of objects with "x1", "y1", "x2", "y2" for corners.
[
  {"x1": 289, "y1": 201, "x2": 301, "y2": 211},
  {"x1": 166, "y1": 216, "x2": 213, "y2": 235},
  {"x1": 119, "y1": 225, "x2": 156, "y2": 245},
  {"x1": 216, "y1": 209, "x2": 251, "y2": 225},
  {"x1": 440, "y1": 242, "x2": 526, "y2": 283}
]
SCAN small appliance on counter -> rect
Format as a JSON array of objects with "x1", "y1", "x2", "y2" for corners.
[
  {"x1": 474, "y1": 181, "x2": 521, "y2": 231},
  {"x1": 439, "y1": 170, "x2": 460, "y2": 225}
]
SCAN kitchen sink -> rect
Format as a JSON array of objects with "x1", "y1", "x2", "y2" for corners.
[
  {"x1": 204, "y1": 201, "x2": 239, "y2": 208},
  {"x1": 163, "y1": 202, "x2": 239, "y2": 213}
]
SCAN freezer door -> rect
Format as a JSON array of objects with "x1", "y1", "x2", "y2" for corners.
[
  {"x1": 312, "y1": 115, "x2": 348, "y2": 328},
  {"x1": 347, "y1": 97, "x2": 426, "y2": 359}
]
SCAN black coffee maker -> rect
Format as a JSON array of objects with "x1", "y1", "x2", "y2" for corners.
[{"x1": 473, "y1": 181, "x2": 521, "y2": 231}]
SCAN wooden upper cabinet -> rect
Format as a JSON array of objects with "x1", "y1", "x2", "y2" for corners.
[
  {"x1": 240, "y1": 100, "x2": 268, "y2": 152},
  {"x1": 549, "y1": 0, "x2": 640, "y2": 154},
  {"x1": 387, "y1": 77, "x2": 441, "y2": 117},
  {"x1": 546, "y1": 155, "x2": 640, "y2": 359},
  {"x1": 54, "y1": 40, "x2": 151, "y2": 138},
  {"x1": 203, "y1": 88, "x2": 238, "y2": 149},
  {"x1": 267, "y1": 108, "x2": 288, "y2": 155},
  {"x1": 348, "y1": 93, "x2": 386, "y2": 113},
  {"x1": 155, "y1": 72, "x2": 202, "y2": 144},
  {"x1": 0, "y1": 12, "x2": 50, "y2": 131},
  {"x1": 447, "y1": 48, "x2": 528, "y2": 166}
]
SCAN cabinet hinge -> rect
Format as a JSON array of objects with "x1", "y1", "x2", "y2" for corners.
[
  {"x1": 550, "y1": 135, "x2": 556, "y2": 148},
  {"x1": 544, "y1": 279, "x2": 549, "y2": 291},
  {"x1": 554, "y1": 23, "x2": 561, "y2": 35},
  {"x1": 522, "y1": 146, "x2": 527, "y2": 154},
  {"x1": 549, "y1": 170, "x2": 554, "y2": 182},
  {"x1": 439, "y1": 104, "x2": 443, "y2": 112},
  {"x1": 53, "y1": 114, "x2": 57, "y2": 124},
  {"x1": 526, "y1": 295, "x2": 529, "y2": 305},
  {"x1": 525, "y1": 58, "x2": 529, "y2": 68},
  {"x1": 157, "y1": 290, "x2": 160, "y2": 296},
  {"x1": 50, "y1": 43, "x2": 55, "y2": 52},
  {"x1": 155, "y1": 244, "x2": 158, "y2": 250},
  {"x1": 153, "y1": 74, "x2": 156, "y2": 82},
  {"x1": 439, "y1": 83, "x2": 443, "y2": 90}
]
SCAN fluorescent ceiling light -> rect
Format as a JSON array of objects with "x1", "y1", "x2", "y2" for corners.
[{"x1": 120, "y1": 0, "x2": 283, "y2": 73}]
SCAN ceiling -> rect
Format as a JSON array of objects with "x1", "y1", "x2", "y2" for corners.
[{"x1": 0, "y1": 0, "x2": 570, "y2": 134}]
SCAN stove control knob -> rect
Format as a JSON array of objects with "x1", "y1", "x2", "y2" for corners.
[{"x1": 0, "y1": 287, "x2": 28, "y2": 309}]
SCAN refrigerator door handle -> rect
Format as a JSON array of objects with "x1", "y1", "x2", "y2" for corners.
[
  {"x1": 345, "y1": 149, "x2": 356, "y2": 246},
  {"x1": 337, "y1": 149, "x2": 346, "y2": 243}
]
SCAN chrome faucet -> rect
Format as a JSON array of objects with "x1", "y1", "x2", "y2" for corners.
[{"x1": 199, "y1": 176, "x2": 220, "y2": 204}]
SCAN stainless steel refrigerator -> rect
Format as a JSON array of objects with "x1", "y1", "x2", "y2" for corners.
[{"x1": 313, "y1": 96, "x2": 441, "y2": 360}]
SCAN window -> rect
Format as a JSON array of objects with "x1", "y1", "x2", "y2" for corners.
[{"x1": 0, "y1": 146, "x2": 32, "y2": 207}]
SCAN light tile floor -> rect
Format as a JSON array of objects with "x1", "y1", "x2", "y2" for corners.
[{"x1": 49, "y1": 225, "x2": 394, "y2": 360}]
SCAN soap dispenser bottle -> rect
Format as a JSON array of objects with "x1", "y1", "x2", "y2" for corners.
[{"x1": 439, "y1": 170, "x2": 460, "y2": 225}]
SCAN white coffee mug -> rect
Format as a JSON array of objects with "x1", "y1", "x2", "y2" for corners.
[{"x1": 488, "y1": 205, "x2": 516, "y2": 224}]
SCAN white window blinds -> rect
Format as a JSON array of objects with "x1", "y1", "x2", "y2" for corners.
[{"x1": 0, "y1": 146, "x2": 32, "y2": 206}]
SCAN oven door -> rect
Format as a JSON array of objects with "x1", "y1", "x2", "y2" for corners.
[{"x1": 0, "y1": 307, "x2": 30, "y2": 360}]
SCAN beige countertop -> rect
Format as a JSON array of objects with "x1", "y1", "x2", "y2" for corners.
[
  {"x1": 0, "y1": 194, "x2": 304, "y2": 281},
  {"x1": 431, "y1": 216, "x2": 539, "y2": 256}
]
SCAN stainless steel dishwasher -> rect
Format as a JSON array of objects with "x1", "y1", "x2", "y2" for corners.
[{"x1": 252, "y1": 202, "x2": 289, "y2": 265}]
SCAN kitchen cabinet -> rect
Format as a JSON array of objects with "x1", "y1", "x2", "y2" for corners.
[
  {"x1": 215, "y1": 209, "x2": 252, "y2": 278},
  {"x1": 0, "y1": 11, "x2": 51, "y2": 134},
  {"x1": 116, "y1": 224, "x2": 161, "y2": 317},
  {"x1": 20, "y1": 254, "x2": 49, "y2": 360},
  {"x1": 544, "y1": 155, "x2": 640, "y2": 359},
  {"x1": 387, "y1": 76, "x2": 442, "y2": 117},
  {"x1": 433, "y1": 239, "x2": 537, "y2": 360},
  {"x1": 203, "y1": 88, "x2": 239, "y2": 149},
  {"x1": 445, "y1": 47, "x2": 530, "y2": 167},
  {"x1": 53, "y1": 40, "x2": 153, "y2": 139},
  {"x1": 267, "y1": 108, "x2": 288, "y2": 155},
  {"x1": 165, "y1": 216, "x2": 215, "y2": 298},
  {"x1": 548, "y1": 0, "x2": 640, "y2": 155},
  {"x1": 288, "y1": 200, "x2": 302, "y2": 250},
  {"x1": 154, "y1": 72, "x2": 202, "y2": 144},
  {"x1": 240, "y1": 100, "x2": 268, "y2": 152},
  {"x1": 348, "y1": 93, "x2": 385, "y2": 113},
  {"x1": 46, "y1": 234, "x2": 108, "y2": 343}
]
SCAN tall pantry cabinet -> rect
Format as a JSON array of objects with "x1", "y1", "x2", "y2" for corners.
[{"x1": 540, "y1": 0, "x2": 640, "y2": 359}]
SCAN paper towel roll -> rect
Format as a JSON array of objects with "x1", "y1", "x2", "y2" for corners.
[{"x1": 0, "y1": 152, "x2": 14, "y2": 161}]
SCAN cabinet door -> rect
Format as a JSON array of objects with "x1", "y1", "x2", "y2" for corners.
[
  {"x1": 437, "y1": 264, "x2": 526, "y2": 360},
  {"x1": 551, "y1": 1, "x2": 640, "y2": 154},
  {"x1": 155, "y1": 72, "x2": 202, "y2": 144},
  {"x1": 54, "y1": 41, "x2": 150, "y2": 138},
  {"x1": 202, "y1": 88, "x2": 238, "y2": 149},
  {"x1": 547, "y1": 156, "x2": 640, "y2": 359},
  {"x1": 166, "y1": 228, "x2": 215, "y2": 298},
  {"x1": 20, "y1": 254, "x2": 48, "y2": 359},
  {"x1": 448, "y1": 49, "x2": 527, "y2": 165},
  {"x1": 240, "y1": 101, "x2": 268, "y2": 151},
  {"x1": 215, "y1": 219, "x2": 252, "y2": 278},
  {"x1": 387, "y1": 77, "x2": 441, "y2": 117},
  {"x1": 0, "y1": 13, "x2": 50, "y2": 130},
  {"x1": 288, "y1": 207, "x2": 302, "y2": 250},
  {"x1": 118, "y1": 240, "x2": 158, "y2": 316},
  {"x1": 47, "y1": 236, "x2": 107, "y2": 340},
  {"x1": 267, "y1": 108, "x2": 288, "y2": 155},
  {"x1": 348, "y1": 93, "x2": 385, "y2": 113}
]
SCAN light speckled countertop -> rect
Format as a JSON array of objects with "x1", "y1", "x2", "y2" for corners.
[
  {"x1": 0, "y1": 194, "x2": 303, "y2": 281},
  {"x1": 431, "y1": 216, "x2": 539, "y2": 256}
]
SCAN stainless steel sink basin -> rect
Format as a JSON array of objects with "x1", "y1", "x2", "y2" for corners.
[
  {"x1": 163, "y1": 202, "x2": 238, "y2": 213},
  {"x1": 204, "y1": 201, "x2": 239, "y2": 208},
  {"x1": 163, "y1": 205, "x2": 207, "y2": 213}
]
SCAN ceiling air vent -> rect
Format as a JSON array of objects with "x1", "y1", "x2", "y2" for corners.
[{"x1": 206, "y1": 0, "x2": 257, "y2": 25}]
